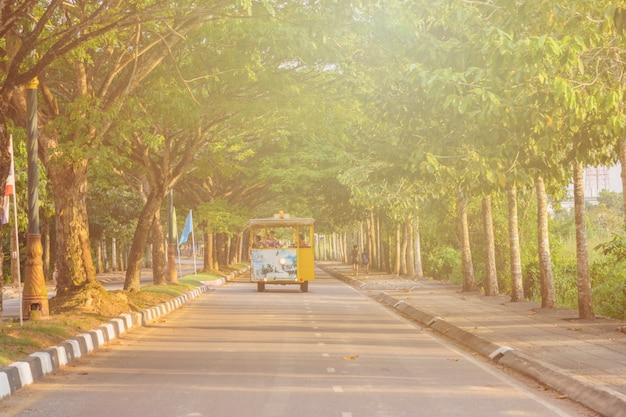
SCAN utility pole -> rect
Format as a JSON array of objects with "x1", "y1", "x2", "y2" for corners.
[{"x1": 22, "y1": 78, "x2": 49, "y2": 320}]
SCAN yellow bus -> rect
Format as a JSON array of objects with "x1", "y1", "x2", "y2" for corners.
[{"x1": 248, "y1": 212, "x2": 315, "y2": 292}]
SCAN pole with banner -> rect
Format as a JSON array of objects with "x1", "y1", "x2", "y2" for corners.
[
  {"x1": 178, "y1": 210, "x2": 197, "y2": 275},
  {"x1": 2, "y1": 135, "x2": 23, "y2": 325}
]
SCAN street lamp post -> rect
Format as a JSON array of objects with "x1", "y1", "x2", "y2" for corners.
[{"x1": 21, "y1": 78, "x2": 49, "y2": 320}]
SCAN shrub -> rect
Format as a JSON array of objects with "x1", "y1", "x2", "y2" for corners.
[{"x1": 426, "y1": 246, "x2": 461, "y2": 283}]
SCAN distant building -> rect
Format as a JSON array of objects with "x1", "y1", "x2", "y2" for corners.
[
  {"x1": 584, "y1": 166, "x2": 611, "y2": 199},
  {"x1": 560, "y1": 164, "x2": 622, "y2": 210}
]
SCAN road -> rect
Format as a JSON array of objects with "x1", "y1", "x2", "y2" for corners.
[{"x1": 0, "y1": 268, "x2": 593, "y2": 417}]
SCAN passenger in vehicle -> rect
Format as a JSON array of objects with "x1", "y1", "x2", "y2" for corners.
[
  {"x1": 297, "y1": 234, "x2": 309, "y2": 248},
  {"x1": 265, "y1": 231, "x2": 280, "y2": 248},
  {"x1": 252, "y1": 235, "x2": 264, "y2": 248}
]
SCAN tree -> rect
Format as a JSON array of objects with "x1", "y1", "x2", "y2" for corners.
[
  {"x1": 37, "y1": 1, "x2": 236, "y2": 296},
  {"x1": 535, "y1": 176, "x2": 557, "y2": 308},
  {"x1": 482, "y1": 196, "x2": 499, "y2": 295},
  {"x1": 0, "y1": 0, "x2": 175, "y2": 215},
  {"x1": 507, "y1": 185, "x2": 524, "y2": 301}
]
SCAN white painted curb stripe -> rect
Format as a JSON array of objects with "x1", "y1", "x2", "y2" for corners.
[
  {"x1": 102, "y1": 323, "x2": 115, "y2": 340},
  {"x1": 77, "y1": 333, "x2": 94, "y2": 353},
  {"x1": 112, "y1": 318, "x2": 125, "y2": 334},
  {"x1": 10, "y1": 362, "x2": 33, "y2": 386},
  {"x1": 52, "y1": 346, "x2": 68, "y2": 366},
  {"x1": 120, "y1": 313, "x2": 133, "y2": 329},
  {"x1": 30, "y1": 352, "x2": 52, "y2": 374},
  {"x1": 65, "y1": 339, "x2": 81, "y2": 358},
  {"x1": 0, "y1": 372, "x2": 10, "y2": 399},
  {"x1": 93, "y1": 329, "x2": 105, "y2": 346}
]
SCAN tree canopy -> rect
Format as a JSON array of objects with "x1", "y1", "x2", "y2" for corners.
[{"x1": 2, "y1": 0, "x2": 626, "y2": 319}]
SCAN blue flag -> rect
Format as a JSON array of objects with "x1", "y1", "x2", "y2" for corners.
[{"x1": 178, "y1": 210, "x2": 193, "y2": 246}]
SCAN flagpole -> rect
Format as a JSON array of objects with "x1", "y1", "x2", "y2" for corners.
[
  {"x1": 7, "y1": 138, "x2": 24, "y2": 327},
  {"x1": 190, "y1": 210, "x2": 197, "y2": 275},
  {"x1": 6, "y1": 134, "x2": 23, "y2": 326},
  {"x1": 176, "y1": 222, "x2": 182, "y2": 277},
  {"x1": 12, "y1": 185, "x2": 22, "y2": 326},
  {"x1": 177, "y1": 210, "x2": 195, "y2": 277}
]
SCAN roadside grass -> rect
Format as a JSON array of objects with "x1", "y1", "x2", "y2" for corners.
[{"x1": 0, "y1": 267, "x2": 246, "y2": 367}]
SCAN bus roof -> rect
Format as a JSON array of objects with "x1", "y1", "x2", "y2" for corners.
[{"x1": 248, "y1": 216, "x2": 315, "y2": 228}]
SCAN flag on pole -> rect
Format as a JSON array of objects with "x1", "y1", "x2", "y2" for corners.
[
  {"x1": 178, "y1": 210, "x2": 193, "y2": 246},
  {"x1": 2, "y1": 136, "x2": 15, "y2": 224}
]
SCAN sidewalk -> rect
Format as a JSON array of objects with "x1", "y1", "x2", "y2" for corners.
[{"x1": 318, "y1": 261, "x2": 626, "y2": 417}]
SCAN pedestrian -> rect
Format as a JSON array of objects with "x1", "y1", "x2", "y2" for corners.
[
  {"x1": 361, "y1": 250, "x2": 369, "y2": 274},
  {"x1": 350, "y1": 245, "x2": 360, "y2": 276},
  {"x1": 52, "y1": 263, "x2": 59, "y2": 290}
]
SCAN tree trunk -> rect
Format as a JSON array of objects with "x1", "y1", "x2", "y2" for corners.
[
  {"x1": 0, "y1": 224, "x2": 4, "y2": 311},
  {"x1": 482, "y1": 195, "x2": 499, "y2": 296},
  {"x1": 111, "y1": 238, "x2": 118, "y2": 271},
  {"x1": 535, "y1": 176, "x2": 556, "y2": 308},
  {"x1": 387, "y1": 229, "x2": 393, "y2": 274},
  {"x1": 96, "y1": 240, "x2": 103, "y2": 274},
  {"x1": 368, "y1": 210, "x2": 376, "y2": 270},
  {"x1": 216, "y1": 233, "x2": 228, "y2": 268},
  {"x1": 395, "y1": 222, "x2": 401, "y2": 276},
  {"x1": 507, "y1": 184, "x2": 524, "y2": 302},
  {"x1": 151, "y1": 208, "x2": 166, "y2": 285},
  {"x1": 102, "y1": 236, "x2": 109, "y2": 272},
  {"x1": 237, "y1": 231, "x2": 244, "y2": 263},
  {"x1": 204, "y1": 231, "x2": 214, "y2": 271},
  {"x1": 229, "y1": 234, "x2": 239, "y2": 265},
  {"x1": 414, "y1": 209, "x2": 424, "y2": 279},
  {"x1": 48, "y1": 161, "x2": 98, "y2": 296},
  {"x1": 376, "y1": 215, "x2": 382, "y2": 270},
  {"x1": 573, "y1": 160, "x2": 595, "y2": 319},
  {"x1": 620, "y1": 138, "x2": 626, "y2": 230},
  {"x1": 400, "y1": 220, "x2": 409, "y2": 275},
  {"x1": 119, "y1": 243, "x2": 126, "y2": 271},
  {"x1": 406, "y1": 218, "x2": 415, "y2": 276},
  {"x1": 457, "y1": 191, "x2": 476, "y2": 292},
  {"x1": 124, "y1": 190, "x2": 163, "y2": 291}
]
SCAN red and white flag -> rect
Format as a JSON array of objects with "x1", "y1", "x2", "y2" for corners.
[{"x1": 2, "y1": 136, "x2": 15, "y2": 224}]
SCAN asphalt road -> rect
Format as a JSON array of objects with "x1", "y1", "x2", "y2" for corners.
[{"x1": 0, "y1": 268, "x2": 593, "y2": 417}]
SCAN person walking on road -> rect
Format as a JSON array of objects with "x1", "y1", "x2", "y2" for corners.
[
  {"x1": 350, "y1": 245, "x2": 360, "y2": 276},
  {"x1": 361, "y1": 250, "x2": 369, "y2": 274}
]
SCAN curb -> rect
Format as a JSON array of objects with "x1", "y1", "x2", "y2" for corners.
[
  {"x1": 377, "y1": 291, "x2": 626, "y2": 417},
  {"x1": 225, "y1": 266, "x2": 251, "y2": 281},
  {"x1": 0, "y1": 285, "x2": 211, "y2": 401}
]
